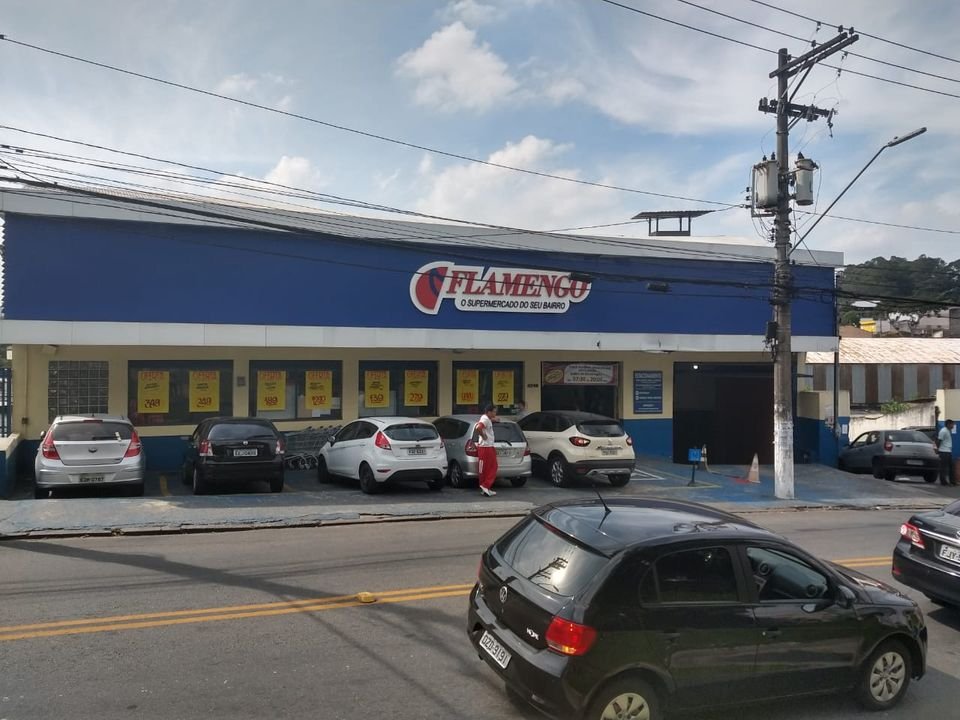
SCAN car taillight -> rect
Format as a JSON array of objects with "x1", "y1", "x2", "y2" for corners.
[
  {"x1": 124, "y1": 430, "x2": 142, "y2": 458},
  {"x1": 275, "y1": 438, "x2": 286, "y2": 455},
  {"x1": 523, "y1": 446, "x2": 531, "y2": 456},
  {"x1": 900, "y1": 522, "x2": 925, "y2": 549},
  {"x1": 884, "y1": 440, "x2": 894, "y2": 452},
  {"x1": 626, "y1": 436, "x2": 633, "y2": 447},
  {"x1": 41, "y1": 433, "x2": 60, "y2": 460},
  {"x1": 199, "y1": 440, "x2": 213, "y2": 457},
  {"x1": 375, "y1": 431, "x2": 392, "y2": 450},
  {"x1": 464, "y1": 440, "x2": 478, "y2": 457},
  {"x1": 545, "y1": 617, "x2": 597, "y2": 656},
  {"x1": 569, "y1": 436, "x2": 591, "y2": 447}
]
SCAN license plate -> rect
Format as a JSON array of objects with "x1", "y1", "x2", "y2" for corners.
[
  {"x1": 906, "y1": 459, "x2": 923, "y2": 466},
  {"x1": 79, "y1": 474, "x2": 105, "y2": 484},
  {"x1": 600, "y1": 446, "x2": 620, "y2": 456},
  {"x1": 233, "y1": 448, "x2": 258, "y2": 457},
  {"x1": 408, "y1": 448, "x2": 427, "y2": 456},
  {"x1": 479, "y1": 630, "x2": 511, "y2": 669},
  {"x1": 939, "y1": 544, "x2": 960, "y2": 565},
  {"x1": 495, "y1": 447, "x2": 516, "y2": 458}
]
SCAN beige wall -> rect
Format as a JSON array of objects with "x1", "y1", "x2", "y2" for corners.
[{"x1": 12, "y1": 344, "x2": 772, "y2": 439}]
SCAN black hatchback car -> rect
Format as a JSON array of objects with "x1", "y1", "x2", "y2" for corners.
[
  {"x1": 468, "y1": 498, "x2": 926, "y2": 720},
  {"x1": 182, "y1": 417, "x2": 285, "y2": 495},
  {"x1": 893, "y1": 498, "x2": 960, "y2": 607}
]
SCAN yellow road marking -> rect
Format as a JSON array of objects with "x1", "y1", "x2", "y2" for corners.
[{"x1": 158, "y1": 474, "x2": 170, "y2": 497}]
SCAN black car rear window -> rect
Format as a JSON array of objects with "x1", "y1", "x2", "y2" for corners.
[
  {"x1": 53, "y1": 421, "x2": 133, "y2": 441},
  {"x1": 209, "y1": 423, "x2": 277, "y2": 441},
  {"x1": 496, "y1": 518, "x2": 607, "y2": 597},
  {"x1": 494, "y1": 423, "x2": 525, "y2": 443},
  {"x1": 577, "y1": 420, "x2": 624, "y2": 438},
  {"x1": 886, "y1": 431, "x2": 933, "y2": 443},
  {"x1": 384, "y1": 424, "x2": 439, "y2": 441}
]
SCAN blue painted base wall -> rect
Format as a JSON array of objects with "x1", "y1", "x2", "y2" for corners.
[
  {"x1": 796, "y1": 416, "x2": 849, "y2": 466},
  {"x1": 623, "y1": 419, "x2": 673, "y2": 458}
]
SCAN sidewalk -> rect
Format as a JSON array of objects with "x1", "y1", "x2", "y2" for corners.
[{"x1": 1, "y1": 455, "x2": 955, "y2": 539}]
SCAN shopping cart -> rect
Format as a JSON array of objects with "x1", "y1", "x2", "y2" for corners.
[{"x1": 283, "y1": 425, "x2": 340, "y2": 470}]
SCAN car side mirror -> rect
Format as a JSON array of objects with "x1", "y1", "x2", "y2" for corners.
[
  {"x1": 39, "y1": 430, "x2": 46, "y2": 440},
  {"x1": 837, "y1": 585, "x2": 856, "y2": 609},
  {"x1": 327, "y1": 436, "x2": 336, "y2": 446}
]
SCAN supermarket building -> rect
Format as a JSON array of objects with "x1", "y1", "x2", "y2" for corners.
[{"x1": 0, "y1": 189, "x2": 844, "y2": 492}]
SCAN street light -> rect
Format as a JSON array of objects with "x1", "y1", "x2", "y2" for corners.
[{"x1": 793, "y1": 127, "x2": 927, "y2": 247}]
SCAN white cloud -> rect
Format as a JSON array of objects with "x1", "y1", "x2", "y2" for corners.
[
  {"x1": 215, "y1": 73, "x2": 259, "y2": 96},
  {"x1": 443, "y1": 0, "x2": 503, "y2": 26},
  {"x1": 214, "y1": 71, "x2": 295, "y2": 111},
  {"x1": 396, "y1": 22, "x2": 518, "y2": 112},
  {"x1": 264, "y1": 156, "x2": 329, "y2": 191}
]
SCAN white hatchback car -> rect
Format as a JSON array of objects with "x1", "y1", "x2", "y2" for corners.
[
  {"x1": 317, "y1": 417, "x2": 447, "y2": 494},
  {"x1": 34, "y1": 414, "x2": 146, "y2": 498},
  {"x1": 518, "y1": 410, "x2": 635, "y2": 487}
]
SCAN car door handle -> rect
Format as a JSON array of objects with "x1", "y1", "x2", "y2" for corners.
[{"x1": 761, "y1": 628, "x2": 782, "y2": 639}]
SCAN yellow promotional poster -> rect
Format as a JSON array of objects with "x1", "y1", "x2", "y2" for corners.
[
  {"x1": 456, "y1": 369, "x2": 479, "y2": 405},
  {"x1": 189, "y1": 370, "x2": 220, "y2": 412},
  {"x1": 138, "y1": 370, "x2": 169, "y2": 414},
  {"x1": 365, "y1": 370, "x2": 390, "y2": 408},
  {"x1": 404, "y1": 369, "x2": 428, "y2": 407},
  {"x1": 305, "y1": 370, "x2": 333, "y2": 410},
  {"x1": 492, "y1": 370, "x2": 514, "y2": 406},
  {"x1": 257, "y1": 370, "x2": 286, "y2": 411}
]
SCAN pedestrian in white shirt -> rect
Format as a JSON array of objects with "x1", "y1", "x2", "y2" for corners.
[
  {"x1": 475, "y1": 404, "x2": 498, "y2": 497},
  {"x1": 937, "y1": 419, "x2": 956, "y2": 486}
]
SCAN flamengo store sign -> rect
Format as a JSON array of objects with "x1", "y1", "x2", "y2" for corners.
[{"x1": 410, "y1": 261, "x2": 592, "y2": 315}]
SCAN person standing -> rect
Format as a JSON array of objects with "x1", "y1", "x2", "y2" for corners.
[
  {"x1": 475, "y1": 403, "x2": 499, "y2": 497},
  {"x1": 937, "y1": 419, "x2": 956, "y2": 486},
  {"x1": 516, "y1": 399, "x2": 529, "y2": 420}
]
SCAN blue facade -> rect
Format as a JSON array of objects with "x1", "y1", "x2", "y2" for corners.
[{"x1": 3, "y1": 214, "x2": 837, "y2": 336}]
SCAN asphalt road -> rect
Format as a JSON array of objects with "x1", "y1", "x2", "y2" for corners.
[{"x1": 1, "y1": 510, "x2": 958, "y2": 719}]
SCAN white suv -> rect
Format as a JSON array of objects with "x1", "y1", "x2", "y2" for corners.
[
  {"x1": 517, "y1": 411, "x2": 635, "y2": 487},
  {"x1": 317, "y1": 417, "x2": 447, "y2": 494}
]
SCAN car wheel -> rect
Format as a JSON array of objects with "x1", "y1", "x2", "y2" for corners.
[
  {"x1": 549, "y1": 454, "x2": 571, "y2": 488},
  {"x1": 359, "y1": 464, "x2": 379, "y2": 495},
  {"x1": 269, "y1": 474, "x2": 284, "y2": 493},
  {"x1": 426, "y1": 477, "x2": 443, "y2": 491},
  {"x1": 448, "y1": 461, "x2": 467, "y2": 489},
  {"x1": 181, "y1": 463, "x2": 192, "y2": 485},
  {"x1": 838, "y1": 457, "x2": 847, "y2": 472},
  {"x1": 608, "y1": 473, "x2": 631, "y2": 487},
  {"x1": 872, "y1": 459, "x2": 885, "y2": 480},
  {"x1": 192, "y1": 467, "x2": 206, "y2": 495},
  {"x1": 34, "y1": 484, "x2": 48, "y2": 500},
  {"x1": 317, "y1": 457, "x2": 331, "y2": 483},
  {"x1": 509, "y1": 476, "x2": 527, "y2": 488},
  {"x1": 923, "y1": 472, "x2": 937, "y2": 484},
  {"x1": 586, "y1": 676, "x2": 660, "y2": 720},
  {"x1": 855, "y1": 640, "x2": 911, "y2": 711},
  {"x1": 127, "y1": 482, "x2": 145, "y2": 497},
  {"x1": 884, "y1": 470, "x2": 897, "y2": 482}
]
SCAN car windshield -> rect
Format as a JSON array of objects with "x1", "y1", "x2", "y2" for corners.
[
  {"x1": 384, "y1": 424, "x2": 439, "y2": 442},
  {"x1": 493, "y1": 423, "x2": 525, "y2": 443},
  {"x1": 886, "y1": 431, "x2": 933, "y2": 443},
  {"x1": 496, "y1": 518, "x2": 607, "y2": 597},
  {"x1": 209, "y1": 423, "x2": 276, "y2": 441},
  {"x1": 577, "y1": 420, "x2": 624, "y2": 438},
  {"x1": 53, "y1": 421, "x2": 133, "y2": 441}
]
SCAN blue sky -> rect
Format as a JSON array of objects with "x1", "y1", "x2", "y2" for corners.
[{"x1": 2, "y1": 0, "x2": 959, "y2": 263}]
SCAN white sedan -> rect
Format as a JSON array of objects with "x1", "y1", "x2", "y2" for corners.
[{"x1": 317, "y1": 416, "x2": 447, "y2": 494}]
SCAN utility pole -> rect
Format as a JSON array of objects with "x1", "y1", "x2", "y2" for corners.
[{"x1": 759, "y1": 32, "x2": 858, "y2": 499}]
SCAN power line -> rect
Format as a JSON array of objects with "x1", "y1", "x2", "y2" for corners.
[
  {"x1": 742, "y1": 0, "x2": 960, "y2": 66},
  {"x1": 673, "y1": 0, "x2": 960, "y2": 85},
  {"x1": 0, "y1": 35, "x2": 735, "y2": 208},
  {"x1": 598, "y1": 0, "x2": 960, "y2": 100}
]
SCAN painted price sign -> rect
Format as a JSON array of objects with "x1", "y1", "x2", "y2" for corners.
[
  {"x1": 189, "y1": 370, "x2": 220, "y2": 412},
  {"x1": 492, "y1": 370, "x2": 514, "y2": 406},
  {"x1": 456, "y1": 369, "x2": 479, "y2": 405},
  {"x1": 257, "y1": 370, "x2": 286, "y2": 411},
  {"x1": 138, "y1": 370, "x2": 169, "y2": 414},
  {"x1": 305, "y1": 370, "x2": 333, "y2": 410},
  {"x1": 365, "y1": 370, "x2": 390, "y2": 409},
  {"x1": 404, "y1": 369, "x2": 428, "y2": 407}
]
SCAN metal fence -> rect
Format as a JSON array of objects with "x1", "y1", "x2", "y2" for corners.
[{"x1": 0, "y1": 367, "x2": 11, "y2": 436}]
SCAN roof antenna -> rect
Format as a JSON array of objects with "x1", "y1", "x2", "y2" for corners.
[{"x1": 592, "y1": 480, "x2": 612, "y2": 528}]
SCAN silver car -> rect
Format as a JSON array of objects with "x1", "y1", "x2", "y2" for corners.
[
  {"x1": 433, "y1": 414, "x2": 531, "y2": 489},
  {"x1": 34, "y1": 415, "x2": 146, "y2": 498}
]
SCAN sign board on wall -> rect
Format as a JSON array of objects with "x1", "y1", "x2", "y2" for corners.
[
  {"x1": 189, "y1": 370, "x2": 220, "y2": 412},
  {"x1": 305, "y1": 370, "x2": 333, "y2": 410},
  {"x1": 257, "y1": 370, "x2": 286, "y2": 411},
  {"x1": 456, "y1": 369, "x2": 479, "y2": 405},
  {"x1": 633, "y1": 371, "x2": 663, "y2": 414},
  {"x1": 542, "y1": 363, "x2": 618, "y2": 386},
  {"x1": 365, "y1": 370, "x2": 390, "y2": 408},
  {"x1": 492, "y1": 370, "x2": 514, "y2": 406},
  {"x1": 404, "y1": 369, "x2": 428, "y2": 407},
  {"x1": 138, "y1": 370, "x2": 169, "y2": 413}
]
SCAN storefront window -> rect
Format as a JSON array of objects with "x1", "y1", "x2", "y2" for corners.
[
  {"x1": 48, "y1": 361, "x2": 109, "y2": 422},
  {"x1": 249, "y1": 361, "x2": 343, "y2": 421},
  {"x1": 358, "y1": 361, "x2": 438, "y2": 417},
  {"x1": 541, "y1": 362, "x2": 620, "y2": 417},
  {"x1": 128, "y1": 361, "x2": 233, "y2": 427},
  {"x1": 452, "y1": 361, "x2": 524, "y2": 415}
]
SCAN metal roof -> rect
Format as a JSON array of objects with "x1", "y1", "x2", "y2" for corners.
[{"x1": 806, "y1": 338, "x2": 960, "y2": 365}]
